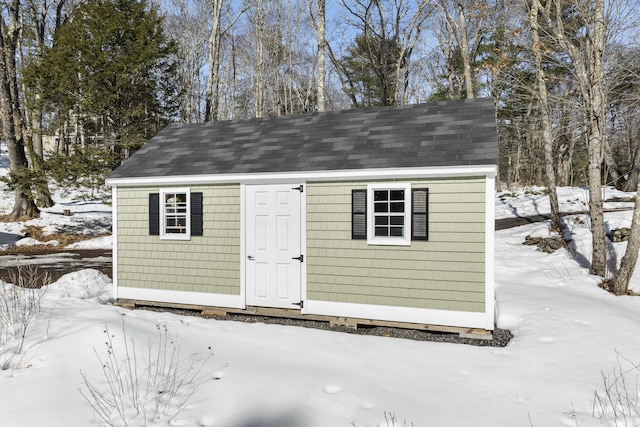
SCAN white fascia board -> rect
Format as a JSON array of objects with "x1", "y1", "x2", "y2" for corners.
[{"x1": 106, "y1": 165, "x2": 497, "y2": 187}]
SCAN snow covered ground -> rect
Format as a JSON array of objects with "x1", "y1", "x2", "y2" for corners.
[{"x1": 1, "y1": 175, "x2": 640, "y2": 426}]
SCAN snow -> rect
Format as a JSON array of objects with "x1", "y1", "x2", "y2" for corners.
[{"x1": 1, "y1": 177, "x2": 640, "y2": 426}]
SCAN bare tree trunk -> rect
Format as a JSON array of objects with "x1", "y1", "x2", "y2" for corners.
[
  {"x1": 541, "y1": 0, "x2": 607, "y2": 276},
  {"x1": 205, "y1": 0, "x2": 224, "y2": 121},
  {"x1": 612, "y1": 177, "x2": 640, "y2": 294},
  {"x1": 585, "y1": 0, "x2": 608, "y2": 277},
  {"x1": 603, "y1": 137, "x2": 626, "y2": 189},
  {"x1": 313, "y1": 0, "x2": 327, "y2": 111},
  {"x1": 528, "y1": 0, "x2": 560, "y2": 230},
  {"x1": 0, "y1": 0, "x2": 40, "y2": 220},
  {"x1": 623, "y1": 140, "x2": 640, "y2": 192},
  {"x1": 23, "y1": 0, "x2": 61, "y2": 208},
  {"x1": 456, "y1": 0, "x2": 473, "y2": 99},
  {"x1": 555, "y1": 101, "x2": 573, "y2": 186}
]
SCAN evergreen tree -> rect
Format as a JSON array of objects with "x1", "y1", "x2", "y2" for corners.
[
  {"x1": 340, "y1": 34, "x2": 405, "y2": 108},
  {"x1": 24, "y1": 0, "x2": 179, "y2": 160}
]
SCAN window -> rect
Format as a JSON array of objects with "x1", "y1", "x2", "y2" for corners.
[
  {"x1": 149, "y1": 190, "x2": 203, "y2": 239},
  {"x1": 368, "y1": 183, "x2": 411, "y2": 245},
  {"x1": 164, "y1": 191, "x2": 189, "y2": 236},
  {"x1": 351, "y1": 184, "x2": 428, "y2": 245}
]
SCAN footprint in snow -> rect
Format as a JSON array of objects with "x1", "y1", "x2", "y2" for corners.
[{"x1": 323, "y1": 385, "x2": 342, "y2": 394}]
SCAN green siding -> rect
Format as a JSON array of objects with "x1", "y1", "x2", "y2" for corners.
[
  {"x1": 116, "y1": 185, "x2": 240, "y2": 295},
  {"x1": 306, "y1": 177, "x2": 487, "y2": 312}
]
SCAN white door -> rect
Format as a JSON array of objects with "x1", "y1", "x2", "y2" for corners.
[{"x1": 246, "y1": 184, "x2": 302, "y2": 309}]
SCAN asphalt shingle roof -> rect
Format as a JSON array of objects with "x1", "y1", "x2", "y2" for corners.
[{"x1": 109, "y1": 97, "x2": 498, "y2": 180}]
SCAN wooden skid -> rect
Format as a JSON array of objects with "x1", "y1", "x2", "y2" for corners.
[{"x1": 115, "y1": 299, "x2": 493, "y2": 340}]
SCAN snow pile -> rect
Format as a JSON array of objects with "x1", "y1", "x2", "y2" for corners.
[
  {"x1": 15, "y1": 237, "x2": 59, "y2": 247},
  {"x1": 46, "y1": 269, "x2": 112, "y2": 302},
  {"x1": 65, "y1": 235, "x2": 112, "y2": 250}
]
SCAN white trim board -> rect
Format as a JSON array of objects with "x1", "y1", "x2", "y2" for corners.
[
  {"x1": 111, "y1": 186, "x2": 119, "y2": 299},
  {"x1": 305, "y1": 300, "x2": 494, "y2": 331},
  {"x1": 117, "y1": 287, "x2": 245, "y2": 310},
  {"x1": 107, "y1": 165, "x2": 497, "y2": 187}
]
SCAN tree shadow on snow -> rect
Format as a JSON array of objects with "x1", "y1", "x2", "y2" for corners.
[{"x1": 231, "y1": 411, "x2": 308, "y2": 427}]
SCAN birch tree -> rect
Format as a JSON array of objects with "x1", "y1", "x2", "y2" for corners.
[
  {"x1": 309, "y1": 0, "x2": 326, "y2": 111},
  {"x1": 538, "y1": 0, "x2": 608, "y2": 276},
  {"x1": 164, "y1": 0, "x2": 209, "y2": 123},
  {"x1": 527, "y1": 0, "x2": 560, "y2": 231},
  {"x1": 205, "y1": 0, "x2": 245, "y2": 120},
  {"x1": 433, "y1": 0, "x2": 492, "y2": 99}
]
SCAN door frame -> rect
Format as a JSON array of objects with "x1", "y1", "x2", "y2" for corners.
[{"x1": 240, "y1": 182, "x2": 307, "y2": 313}]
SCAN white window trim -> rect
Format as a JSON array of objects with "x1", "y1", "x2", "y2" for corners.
[
  {"x1": 160, "y1": 188, "x2": 191, "y2": 240},
  {"x1": 367, "y1": 183, "x2": 411, "y2": 246}
]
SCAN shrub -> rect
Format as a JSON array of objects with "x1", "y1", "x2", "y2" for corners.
[
  {"x1": 592, "y1": 352, "x2": 640, "y2": 426},
  {"x1": 80, "y1": 315, "x2": 213, "y2": 426},
  {"x1": 0, "y1": 265, "x2": 50, "y2": 356}
]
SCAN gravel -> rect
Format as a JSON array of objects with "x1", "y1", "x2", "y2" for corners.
[{"x1": 140, "y1": 306, "x2": 513, "y2": 347}]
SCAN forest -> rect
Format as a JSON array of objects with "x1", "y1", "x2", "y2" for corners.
[{"x1": 1, "y1": 0, "x2": 639, "y2": 291}]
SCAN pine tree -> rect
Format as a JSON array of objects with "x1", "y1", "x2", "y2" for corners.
[
  {"x1": 340, "y1": 34, "x2": 405, "y2": 108},
  {"x1": 24, "y1": 0, "x2": 179, "y2": 160}
]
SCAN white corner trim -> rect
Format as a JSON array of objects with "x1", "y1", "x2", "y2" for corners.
[
  {"x1": 299, "y1": 186, "x2": 308, "y2": 315},
  {"x1": 239, "y1": 183, "x2": 247, "y2": 306},
  {"x1": 107, "y1": 165, "x2": 498, "y2": 187},
  {"x1": 305, "y1": 300, "x2": 494, "y2": 331},
  {"x1": 117, "y1": 287, "x2": 245, "y2": 310},
  {"x1": 111, "y1": 186, "x2": 118, "y2": 300},
  {"x1": 484, "y1": 171, "x2": 497, "y2": 331}
]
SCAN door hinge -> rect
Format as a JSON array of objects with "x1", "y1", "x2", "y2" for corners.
[
  {"x1": 292, "y1": 184, "x2": 304, "y2": 193},
  {"x1": 292, "y1": 301, "x2": 304, "y2": 308},
  {"x1": 292, "y1": 255, "x2": 304, "y2": 262}
]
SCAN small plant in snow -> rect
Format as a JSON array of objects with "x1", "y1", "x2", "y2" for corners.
[
  {"x1": 0, "y1": 265, "x2": 49, "y2": 356},
  {"x1": 352, "y1": 412, "x2": 414, "y2": 427},
  {"x1": 592, "y1": 352, "x2": 640, "y2": 426},
  {"x1": 80, "y1": 314, "x2": 213, "y2": 426}
]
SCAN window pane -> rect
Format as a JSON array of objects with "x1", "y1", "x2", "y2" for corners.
[
  {"x1": 375, "y1": 216, "x2": 388, "y2": 226},
  {"x1": 390, "y1": 190, "x2": 404, "y2": 200},
  {"x1": 390, "y1": 227, "x2": 404, "y2": 236},
  {"x1": 390, "y1": 216, "x2": 404, "y2": 225},
  {"x1": 374, "y1": 190, "x2": 388, "y2": 201},
  {"x1": 164, "y1": 192, "x2": 188, "y2": 235},
  {"x1": 374, "y1": 203, "x2": 388, "y2": 213},
  {"x1": 390, "y1": 202, "x2": 404, "y2": 212},
  {"x1": 375, "y1": 227, "x2": 388, "y2": 237}
]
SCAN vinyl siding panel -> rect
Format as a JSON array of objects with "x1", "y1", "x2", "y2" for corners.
[
  {"x1": 306, "y1": 177, "x2": 486, "y2": 312},
  {"x1": 116, "y1": 185, "x2": 240, "y2": 295}
]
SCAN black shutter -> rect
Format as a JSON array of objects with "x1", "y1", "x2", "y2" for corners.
[
  {"x1": 411, "y1": 188, "x2": 429, "y2": 241},
  {"x1": 149, "y1": 193, "x2": 160, "y2": 235},
  {"x1": 352, "y1": 189, "x2": 367, "y2": 240},
  {"x1": 191, "y1": 192, "x2": 203, "y2": 236}
]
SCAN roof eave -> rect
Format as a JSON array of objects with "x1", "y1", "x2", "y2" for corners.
[{"x1": 106, "y1": 164, "x2": 498, "y2": 187}]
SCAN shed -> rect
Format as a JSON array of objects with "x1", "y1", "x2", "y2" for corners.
[{"x1": 106, "y1": 97, "x2": 499, "y2": 334}]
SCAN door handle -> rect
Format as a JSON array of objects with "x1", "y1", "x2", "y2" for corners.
[{"x1": 247, "y1": 255, "x2": 255, "y2": 260}]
